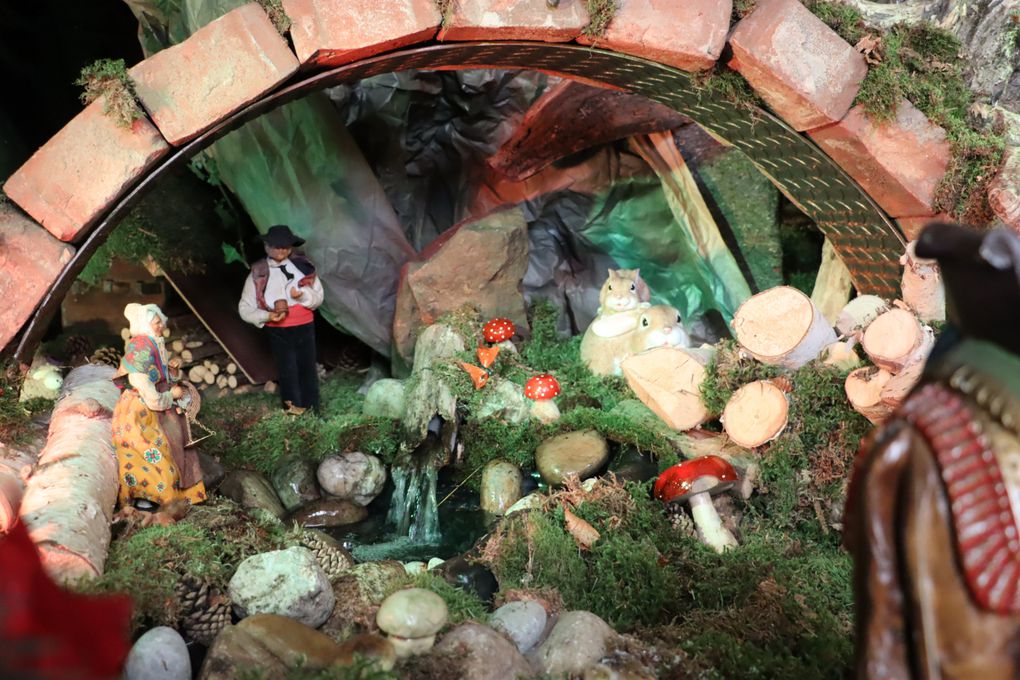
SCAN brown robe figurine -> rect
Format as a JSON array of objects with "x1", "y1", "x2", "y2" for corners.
[{"x1": 844, "y1": 223, "x2": 1020, "y2": 679}]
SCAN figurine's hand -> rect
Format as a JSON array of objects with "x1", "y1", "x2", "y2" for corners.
[
  {"x1": 269, "y1": 311, "x2": 287, "y2": 323},
  {"x1": 170, "y1": 385, "x2": 184, "y2": 399},
  {"x1": 289, "y1": 287, "x2": 303, "y2": 300}
]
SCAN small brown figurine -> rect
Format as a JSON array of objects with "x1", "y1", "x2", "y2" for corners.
[{"x1": 844, "y1": 223, "x2": 1020, "y2": 679}]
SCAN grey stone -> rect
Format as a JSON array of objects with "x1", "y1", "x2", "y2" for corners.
[
  {"x1": 535, "y1": 430, "x2": 609, "y2": 486},
  {"x1": 228, "y1": 547, "x2": 335, "y2": 628},
  {"x1": 412, "y1": 324, "x2": 466, "y2": 373},
  {"x1": 531, "y1": 610, "x2": 615, "y2": 676},
  {"x1": 124, "y1": 626, "x2": 190, "y2": 680},
  {"x1": 271, "y1": 454, "x2": 321, "y2": 511},
  {"x1": 476, "y1": 379, "x2": 530, "y2": 424},
  {"x1": 288, "y1": 497, "x2": 369, "y2": 528},
  {"x1": 219, "y1": 470, "x2": 286, "y2": 519},
  {"x1": 376, "y1": 587, "x2": 448, "y2": 638},
  {"x1": 362, "y1": 379, "x2": 406, "y2": 419},
  {"x1": 317, "y1": 452, "x2": 386, "y2": 506},
  {"x1": 480, "y1": 460, "x2": 523, "y2": 516},
  {"x1": 490, "y1": 600, "x2": 548, "y2": 653},
  {"x1": 435, "y1": 622, "x2": 533, "y2": 679}
]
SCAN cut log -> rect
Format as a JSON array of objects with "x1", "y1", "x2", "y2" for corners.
[
  {"x1": 835, "y1": 295, "x2": 889, "y2": 337},
  {"x1": 171, "y1": 339, "x2": 185, "y2": 353},
  {"x1": 202, "y1": 371, "x2": 216, "y2": 385},
  {"x1": 811, "y1": 238, "x2": 853, "y2": 326},
  {"x1": 216, "y1": 375, "x2": 228, "y2": 389},
  {"x1": 621, "y1": 347, "x2": 716, "y2": 431},
  {"x1": 188, "y1": 366, "x2": 208, "y2": 383},
  {"x1": 880, "y1": 360, "x2": 925, "y2": 409},
  {"x1": 732, "y1": 286, "x2": 837, "y2": 369},
  {"x1": 19, "y1": 365, "x2": 120, "y2": 583},
  {"x1": 722, "y1": 380, "x2": 790, "y2": 449},
  {"x1": 227, "y1": 375, "x2": 238, "y2": 389},
  {"x1": 862, "y1": 308, "x2": 935, "y2": 373},
  {"x1": 207, "y1": 362, "x2": 221, "y2": 376},
  {"x1": 185, "y1": 340, "x2": 205, "y2": 349},
  {"x1": 846, "y1": 366, "x2": 894, "y2": 425},
  {"x1": 900, "y1": 241, "x2": 946, "y2": 323},
  {"x1": 181, "y1": 343, "x2": 222, "y2": 365},
  {"x1": 226, "y1": 362, "x2": 237, "y2": 375}
]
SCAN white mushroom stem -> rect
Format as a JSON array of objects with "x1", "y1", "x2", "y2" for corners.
[
  {"x1": 688, "y1": 492, "x2": 738, "y2": 554},
  {"x1": 530, "y1": 399, "x2": 560, "y2": 424}
]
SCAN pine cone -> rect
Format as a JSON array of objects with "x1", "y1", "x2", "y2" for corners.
[
  {"x1": 174, "y1": 574, "x2": 210, "y2": 612},
  {"x1": 182, "y1": 594, "x2": 231, "y2": 645},
  {"x1": 65, "y1": 335, "x2": 93, "y2": 360},
  {"x1": 770, "y1": 376, "x2": 794, "y2": 393},
  {"x1": 335, "y1": 342, "x2": 371, "y2": 373},
  {"x1": 301, "y1": 530, "x2": 354, "y2": 581},
  {"x1": 90, "y1": 346, "x2": 122, "y2": 368}
]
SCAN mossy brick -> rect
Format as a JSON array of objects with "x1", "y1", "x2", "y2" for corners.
[
  {"x1": 129, "y1": 3, "x2": 298, "y2": 146},
  {"x1": 728, "y1": 0, "x2": 867, "y2": 131},
  {"x1": 810, "y1": 100, "x2": 951, "y2": 217},
  {"x1": 0, "y1": 206, "x2": 75, "y2": 352},
  {"x1": 438, "y1": 0, "x2": 588, "y2": 42},
  {"x1": 284, "y1": 0, "x2": 440, "y2": 67},
  {"x1": 577, "y1": 0, "x2": 732, "y2": 72},
  {"x1": 2, "y1": 98, "x2": 168, "y2": 242}
]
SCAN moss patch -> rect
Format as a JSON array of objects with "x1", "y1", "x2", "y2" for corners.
[
  {"x1": 257, "y1": 0, "x2": 292, "y2": 35},
  {"x1": 75, "y1": 58, "x2": 144, "y2": 128},
  {"x1": 583, "y1": 0, "x2": 619, "y2": 40}
]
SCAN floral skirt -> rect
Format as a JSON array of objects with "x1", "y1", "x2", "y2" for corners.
[{"x1": 112, "y1": 390, "x2": 206, "y2": 506}]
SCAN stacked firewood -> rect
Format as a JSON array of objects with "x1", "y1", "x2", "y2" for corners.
[{"x1": 119, "y1": 315, "x2": 252, "y2": 396}]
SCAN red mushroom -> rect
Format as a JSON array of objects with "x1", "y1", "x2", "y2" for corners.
[
  {"x1": 482, "y1": 318, "x2": 516, "y2": 345},
  {"x1": 654, "y1": 456, "x2": 738, "y2": 553},
  {"x1": 524, "y1": 374, "x2": 561, "y2": 423}
]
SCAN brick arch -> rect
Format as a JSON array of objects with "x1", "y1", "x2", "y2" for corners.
[{"x1": 2, "y1": 0, "x2": 952, "y2": 363}]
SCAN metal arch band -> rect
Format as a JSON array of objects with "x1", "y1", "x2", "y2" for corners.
[{"x1": 14, "y1": 41, "x2": 905, "y2": 365}]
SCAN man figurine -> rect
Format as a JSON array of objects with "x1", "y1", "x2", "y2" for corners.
[{"x1": 239, "y1": 225, "x2": 325, "y2": 415}]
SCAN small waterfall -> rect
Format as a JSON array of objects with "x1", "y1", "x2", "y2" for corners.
[{"x1": 386, "y1": 459, "x2": 441, "y2": 543}]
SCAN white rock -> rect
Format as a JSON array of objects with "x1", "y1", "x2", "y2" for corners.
[
  {"x1": 490, "y1": 600, "x2": 548, "y2": 653},
  {"x1": 427, "y1": 557, "x2": 445, "y2": 570},
  {"x1": 123, "y1": 626, "x2": 190, "y2": 680},
  {"x1": 317, "y1": 452, "x2": 387, "y2": 506},
  {"x1": 228, "y1": 547, "x2": 335, "y2": 628},
  {"x1": 377, "y1": 588, "x2": 448, "y2": 638},
  {"x1": 532, "y1": 610, "x2": 615, "y2": 676},
  {"x1": 506, "y1": 493, "x2": 544, "y2": 517}
]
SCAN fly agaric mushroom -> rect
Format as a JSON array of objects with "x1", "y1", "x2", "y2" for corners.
[
  {"x1": 654, "y1": 455, "x2": 738, "y2": 553},
  {"x1": 524, "y1": 374, "x2": 561, "y2": 424},
  {"x1": 483, "y1": 318, "x2": 516, "y2": 346}
]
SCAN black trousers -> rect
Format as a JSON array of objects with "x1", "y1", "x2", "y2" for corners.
[{"x1": 264, "y1": 322, "x2": 319, "y2": 412}]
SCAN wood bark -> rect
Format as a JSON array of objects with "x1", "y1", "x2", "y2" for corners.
[
  {"x1": 862, "y1": 308, "x2": 935, "y2": 374},
  {"x1": 722, "y1": 380, "x2": 790, "y2": 448},
  {"x1": 19, "y1": 365, "x2": 120, "y2": 584},
  {"x1": 733, "y1": 286, "x2": 837, "y2": 368},
  {"x1": 845, "y1": 366, "x2": 894, "y2": 424},
  {"x1": 835, "y1": 295, "x2": 889, "y2": 337},
  {"x1": 900, "y1": 241, "x2": 946, "y2": 323}
]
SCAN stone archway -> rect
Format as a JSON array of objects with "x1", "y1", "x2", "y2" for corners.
[{"x1": 2, "y1": 0, "x2": 953, "y2": 363}]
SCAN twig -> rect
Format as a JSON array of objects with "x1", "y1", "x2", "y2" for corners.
[{"x1": 437, "y1": 463, "x2": 485, "y2": 507}]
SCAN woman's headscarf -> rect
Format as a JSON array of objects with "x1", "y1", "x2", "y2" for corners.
[{"x1": 124, "y1": 303, "x2": 168, "y2": 338}]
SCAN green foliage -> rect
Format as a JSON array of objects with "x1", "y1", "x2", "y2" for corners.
[
  {"x1": 0, "y1": 363, "x2": 34, "y2": 445},
  {"x1": 690, "y1": 67, "x2": 764, "y2": 112},
  {"x1": 582, "y1": 0, "x2": 619, "y2": 39},
  {"x1": 75, "y1": 58, "x2": 143, "y2": 127}
]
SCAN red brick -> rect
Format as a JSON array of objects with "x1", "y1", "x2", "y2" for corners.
[
  {"x1": 2, "y1": 98, "x2": 169, "y2": 242},
  {"x1": 987, "y1": 147, "x2": 1020, "y2": 235},
  {"x1": 284, "y1": 0, "x2": 440, "y2": 67},
  {"x1": 728, "y1": 0, "x2": 867, "y2": 131},
  {"x1": 577, "y1": 0, "x2": 731, "y2": 72},
  {"x1": 0, "y1": 206, "x2": 75, "y2": 352},
  {"x1": 810, "y1": 100, "x2": 951, "y2": 217},
  {"x1": 896, "y1": 215, "x2": 951, "y2": 241},
  {"x1": 129, "y1": 3, "x2": 298, "y2": 146},
  {"x1": 438, "y1": 0, "x2": 588, "y2": 42}
]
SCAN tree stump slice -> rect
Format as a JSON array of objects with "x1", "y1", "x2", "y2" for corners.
[
  {"x1": 880, "y1": 360, "x2": 925, "y2": 408},
  {"x1": 621, "y1": 347, "x2": 715, "y2": 431},
  {"x1": 732, "y1": 286, "x2": 837, "y2": 369},
  {"x1": 862, "y1": 308, "x2": 934, "y2": 373},
  {"x1": 845, "y1": 366, "x2": 894, "y2": 425},
  {"x1": 722, "y1": 380, "x2": 790, "y2": 448}
]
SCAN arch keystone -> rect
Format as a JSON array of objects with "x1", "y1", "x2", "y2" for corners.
[
  {"x1": 810, "y1": 100, "x2": 950, "y2": 218},
  {"x1": 284, "y1": 0, "x2": 441, "y2": 67},
  {"x1": 0, "y1": 206, "x2": 75, "y2": 352},
  {"x1": 577, "y1": 0, "x2": 732, "y2": 72},
  {"x1": 728, "y1": 0, "x2": 867, "y2": 131},
  {"x1": 438, "y1": 0, "x2": 589, "y2": 43},
  {"x1": 2, "y1": 97, "x2": 169, "y2": 242},
  {"x1": 128, "y1": 2, "x2": 299, "y2": 146}
]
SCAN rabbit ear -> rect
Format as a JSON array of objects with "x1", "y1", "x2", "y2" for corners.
[{"x1": 607, "y1": 268, "x2": 615, "y2": 278}]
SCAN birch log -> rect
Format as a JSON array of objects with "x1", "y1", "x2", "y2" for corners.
[
  {"x1": 722, "y1": 380, "x2": 790, "y2": 448},
  {"x1": 835, "y1": 295, "x2": 889, "y2": 337},
  {"x1": 621, "y1": 346, "x2": 716, "y2": 431},
  {"x1": 732, "y1": 286, "x2": 837, "y2": 368},
  {"x1": 0, "y1": 445, "x2": 36, "y2": 534},
  {"x1": 900, "y1": 241, "x2": 946, "y2": 322},
  {"x1": 845, "y1": 366, "x2": 894, "y2": 425},
  {"x1": 19, "y1": 365, "x2": 120, "y2": 584},
  {"x1": 861, "y1": 308, "x2": 935, "y2": 374}
]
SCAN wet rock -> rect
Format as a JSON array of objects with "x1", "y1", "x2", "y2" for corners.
[
  {"x1": 124, "y1": 626, "x2": 190, "y2": 680},
  {"x1": 362, "y1": 378, "x2": 406, "y2": 419},
  {"x1": 608, "y1": 447, "x2": 659, "y2": 484},
  {"x1": 535, "y1": 430, "x2": 609, "y2": 486},
  {"x1": 219, "y1": 470, "x2": 286, "y2": 519},
  {"x1": 322, "y1": 561, "x2": 407, "y2": 641},
  {"x1": 317, "y1": 452, "x2": 386, "y2": 506},
  {"x1": 480, "y1": 460, "x2": 523, "y2": 516},
  {"x1": 335, "y1": 633, "x2": 397, "y2": 672},
  {"x1": 476, "y1": 379, "x2": 530, "y2": 423},
  {"x1": 198, "y1": 624, "x2": 285, "y2": 680},
  {"x1": 439, "y1": 556, "x2": 500, "y2": 604},
  {"x1": 228, "y1": 547, "x2": 335, "y2": 628},
  {"x1": 434, "y1": 622, "x2": 533, "y2": 679},
  {"x1": 289, "y1": 498, "x2": 369, "y2": 528},
  {"x1": 531, "y1": 610, "x2": 616, "y2": 676},
  {"x1": 377, "y1": 587, "x2": 448, "y2": 638},
  {"x1": 490, "y1": 600, "x2": 548, "y2": 653},
  {"x1": 271, "y1": 454, "x2": 321, "y2": 511},
  {"x1": 236, "y1": 614, "x2": 343, "y2": 668},
  {"x1": 505, "y1": 493, "x2": 544, "y2": 517}
]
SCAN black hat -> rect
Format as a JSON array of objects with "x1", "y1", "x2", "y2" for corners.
[{"x1": 260, "y1": 225, "x2": 305, "y2": 248}]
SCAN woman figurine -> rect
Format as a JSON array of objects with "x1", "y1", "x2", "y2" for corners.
[{"x1": 112, "y1": 303, "x2": 206, "y2": 510}]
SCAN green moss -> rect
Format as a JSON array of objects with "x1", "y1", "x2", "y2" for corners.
[
  {"x1": 239, "y1": 657, "x2": 398, "y2": 680},
  {"x1": 257, "y1": 0, "x2": 291, "y2": 34},
  {"x1": 0, "y1": 363, "x2": 34, "y2": 445},
  {"x1": 582, "y1": 0, "x2": 619, "y2": 39},
  {"x1": 75, "y1": 58, "x2": 144, "y2": 128},
  {"x1": 690, "y1": 67, "x2": 765, "y2": 112},
  {"x1": 803, "y1": 0, "x2": 866, "y2": 45}
]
